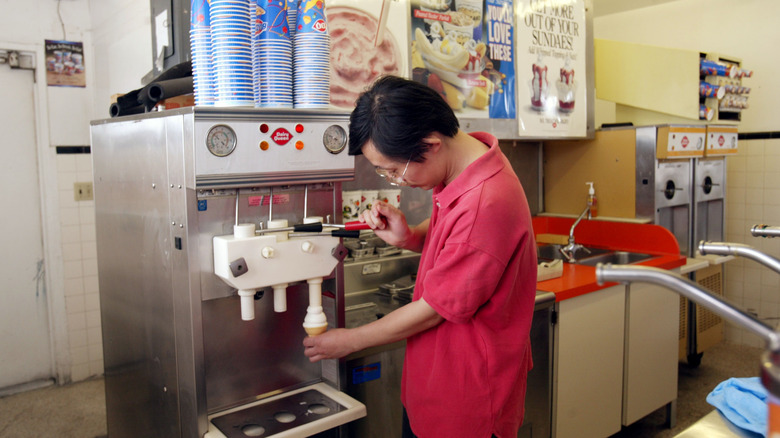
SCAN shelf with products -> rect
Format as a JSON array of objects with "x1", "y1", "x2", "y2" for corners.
[{"x1": 699, "y1": 52, "x2": 753, "y2": 123}]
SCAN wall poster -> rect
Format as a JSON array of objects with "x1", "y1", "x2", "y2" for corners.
[
  {"x1": 45, "y1": 40, "x2": 86, "y2": 88},
  {"x1": 326, "y1": 0, "x2": 411, "y2": 110},
  {"x1": 410, "y1": 0, "x2": 516, "y2": 119},
  {"x1": 516, "y1": 0, "x2": 586, "y2": 137}
]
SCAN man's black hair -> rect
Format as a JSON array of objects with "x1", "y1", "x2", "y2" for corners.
[{"x1": 348, "y1": 75, "x2": 460, "y2": 163}]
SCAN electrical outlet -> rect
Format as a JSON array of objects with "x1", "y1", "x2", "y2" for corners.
[{"x1": 74, "y1": 182, "x2": 93, "y2": 201}]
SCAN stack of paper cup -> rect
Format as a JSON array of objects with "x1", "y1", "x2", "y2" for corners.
[
  {"x1": 294, "y1": 0, "x2": 330, "y2": 108},
  {"x1": 378, "y1": 189, "x2": 401, "y2": 208},
  {"x1": 191, "y1": 0, "x2": 216, "y2": 106},
  {"x1": 253, "y1": 0, "x2": 294, "y2": 108},
  {"x1": 361, "y1": 190, "x2": 379, "y2": 214},
  {"x1": 342, "y1": 190, "x2": 361, "y2": 220},
  {"x1": 210, "y1": 0, "x2": 254, "y2": 107},
  {"x1": 287, "y1": 0, "x2": 299, "y2": 41}
]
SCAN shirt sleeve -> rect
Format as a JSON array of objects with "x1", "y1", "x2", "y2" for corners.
[{"x1": 421, "y1": 242, "x2": 507, "y2": 324}]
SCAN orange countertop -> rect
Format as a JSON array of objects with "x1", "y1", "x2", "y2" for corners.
[{"x1": 533, "y1": 216, "x2": 687, "y2": 301}]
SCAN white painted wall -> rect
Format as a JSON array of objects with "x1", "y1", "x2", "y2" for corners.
[
  {"x1": 593, "y1": 0, "x2": 780, "y2": 133},
  {"x1": 0, "y1": 0, "x2": 94, "y2": 145},
  {"x1": 0, "y1": 0, "x2": 151, "y2": 385},
  {"x1": 88, "y1": 0, "x2": 152, "y2": 119}
]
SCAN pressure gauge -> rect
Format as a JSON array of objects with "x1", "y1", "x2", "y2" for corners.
[
  {"x1": 322, "y1": 124, "x2": 347, "y2": 154},
  {"x1": 206, "y1": 125, "x2": 237, "y2": 157}
]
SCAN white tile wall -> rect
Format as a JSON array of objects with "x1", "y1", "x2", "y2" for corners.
[
  {"x1": 724, "y1": 138, "x2": 780, "y2": 347},
  {"x1": 56, "y1": 152, "x2": 102, "y2": 382}
]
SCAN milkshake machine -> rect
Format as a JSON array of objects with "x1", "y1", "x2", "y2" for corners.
[{"x1": 91, "y1": 107, "x2": 366, "y2": 438}]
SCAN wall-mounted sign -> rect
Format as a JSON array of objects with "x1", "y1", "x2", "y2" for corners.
[
  {"x1": 45, "y1": 40, "x2": 86, "y2": 88},
  {"x1": 409, "y1": 0, "x2": 516, "y2": 119},
  {"x1": 516, "y1": 0, "x2": 586, "y2": 137}
]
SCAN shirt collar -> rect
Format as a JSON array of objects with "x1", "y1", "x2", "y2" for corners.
[{"x1": 433, "y1": 132, "x2": 503, "y2": 209}]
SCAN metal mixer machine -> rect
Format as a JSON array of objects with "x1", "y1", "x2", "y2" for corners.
[{"x1": 91, "y1": 107, "x2": 366, "y2": 438}]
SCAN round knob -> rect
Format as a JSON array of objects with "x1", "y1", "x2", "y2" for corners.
[
  {"x1": 301, "y1": 241, "x2": 314, "y2": 254},
  {"x1": 261, "y1": 246, "x2": 275, "y2": 259}
]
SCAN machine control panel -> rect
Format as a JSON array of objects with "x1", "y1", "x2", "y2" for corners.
[{"x1": 194, "y1": 110, "x2": 354, "y2": 188}]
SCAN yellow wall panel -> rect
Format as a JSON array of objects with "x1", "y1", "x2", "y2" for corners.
[{"x1": 595, "y1": 39, "x2": 700, "y2": 120}]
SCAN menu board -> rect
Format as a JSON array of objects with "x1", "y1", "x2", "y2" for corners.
[
  {"x1": 409, "y1": 0, "x2": 516, "y2": 119},
  {"x1": 516, "y1": 0, "x2": 587, "y2": 137}
]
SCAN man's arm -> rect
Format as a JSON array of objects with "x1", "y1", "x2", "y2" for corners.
[{"x1": 303, "y1": 297, "x2": 443, "y2": 362}]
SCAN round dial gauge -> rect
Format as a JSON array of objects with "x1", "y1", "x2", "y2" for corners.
[
  {"x1": 206, "y1": 125, "x2": 237, "y2": 157},
  {"x1": 322, "y1": 125, "x2": 347, "y2": 154}
]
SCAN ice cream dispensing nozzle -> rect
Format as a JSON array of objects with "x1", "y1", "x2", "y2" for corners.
[
  {"x1": 212, "y1": 219, "x2": 344, "y2": 332},
  {"x1": 303, "y1": 277, "x2": 328, "y2": 336}
]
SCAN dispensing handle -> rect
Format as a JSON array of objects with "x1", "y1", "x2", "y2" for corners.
[
  {"x1": 255, "y1": 222, "x2": 324, "y2": 234},
  {"x1": 322, "y1": 221, "x2": 373, "y2": 231},
  {"x1": 344, "y1": 221, "x2": 372, "y2": 231}
]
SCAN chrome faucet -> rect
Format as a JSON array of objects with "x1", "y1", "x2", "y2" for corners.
[{"x1": 560, "y1": 203, "x2": 592, "y2": 262}]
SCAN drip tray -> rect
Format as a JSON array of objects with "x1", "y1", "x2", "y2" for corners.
[{"x1": 206, "y1": 383, "x2": 366, "y2": 438}]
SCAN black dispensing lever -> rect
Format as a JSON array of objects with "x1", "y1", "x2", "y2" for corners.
[
  {"x1": 256, "y1": 222, "x2": 325, "y2": 234},
  {"x1": 263, "y1": 221, "x2": 370, "y2": 239}
]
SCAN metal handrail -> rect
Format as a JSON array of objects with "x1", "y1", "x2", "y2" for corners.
[
  {"x1": 699, "y1": 241, "x2": 780, "y2": 274},
  {"x1": 752, "y1": 224, "x2": 780, "y2": 238},
  {"x1": 595, "y1": 264, "x2": 780, "y2": 353}
]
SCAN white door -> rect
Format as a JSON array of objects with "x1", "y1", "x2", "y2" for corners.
[{"x1": 0, "y1": 60, "x2": 52, "y2": 389}]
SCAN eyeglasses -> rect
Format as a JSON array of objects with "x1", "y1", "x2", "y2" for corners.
[{"x1": 375, "y1": 156, "x2": 411, "y2": 186}]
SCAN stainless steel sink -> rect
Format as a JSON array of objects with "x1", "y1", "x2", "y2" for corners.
[
  {"x1": 537, "y1": 244, "x2": 657, "y2": 267},
  {"x1": 573, "y1": 251, "x2": 656, "y2": 267},
  {"x1": 537, "y1": 244, "x2": 611, "y2": 261}
]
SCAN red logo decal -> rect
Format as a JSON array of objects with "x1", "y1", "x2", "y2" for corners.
[
  {"x1": 271, "y1": 128, "x2": 292, "y2": 145},
  {"x1": 681, "y1": 136, "x2": 689, "y2": 148},
  {"x1": 718, "y1": 135, "x2": 725, "y2": 146},
  {"x1": 313, "y1": 19, "x2": 327, "y2": 32}
]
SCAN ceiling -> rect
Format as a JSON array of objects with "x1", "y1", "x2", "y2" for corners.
[{"x1": 591, "y1": 0, "x2": 681, "y2": 18}]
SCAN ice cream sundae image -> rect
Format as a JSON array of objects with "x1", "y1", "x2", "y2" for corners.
[
  {"x1": 556, "y1": 57, "x2": 577, "y2": 112},
  {"x1": 529, "y1": 52, "x2": 548, "y2": 110}
]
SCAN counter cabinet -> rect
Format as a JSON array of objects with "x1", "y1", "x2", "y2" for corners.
[{"x1": 552, "y1": 282, "x2": 679, "y2": 438}]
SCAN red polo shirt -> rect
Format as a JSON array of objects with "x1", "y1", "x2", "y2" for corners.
[{"x1": 401, "y1": 132, "x2": 537, "y2": 438}]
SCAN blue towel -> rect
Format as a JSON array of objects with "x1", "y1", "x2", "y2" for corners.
[{"x1": 706, "y1": 376, "x2": 767, "y2": 436}]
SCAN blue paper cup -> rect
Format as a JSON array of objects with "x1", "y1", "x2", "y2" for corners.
[
  {"x1": 191, "y1": 0, "x2": 212, "y2": 27},
  {"x1": 257, "y1": 0, "x2": 290, "y2": 40},
  {"x1": 296, "y1": 0, "x2": 327, "y2": 34}
]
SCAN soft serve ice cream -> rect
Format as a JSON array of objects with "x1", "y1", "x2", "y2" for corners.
[{"x1": 328, "y1": 6, "x2": 401, "y2": 108}]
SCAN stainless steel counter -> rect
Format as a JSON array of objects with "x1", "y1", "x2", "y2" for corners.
[{"x1": 674, "y1": 410, "x2": 760, "y2": 438}]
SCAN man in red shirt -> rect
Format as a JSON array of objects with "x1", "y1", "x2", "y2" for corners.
[{"x1": 303, "y1": 76, "x2": 537, "y2": 438}]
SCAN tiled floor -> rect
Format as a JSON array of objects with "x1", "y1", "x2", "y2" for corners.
[
  {"x1": 610, "y1": 342, "x2": 764, "y2": 438},
  {"x1": 0, "y1": 341, "x2": 765, "y2": 438}
]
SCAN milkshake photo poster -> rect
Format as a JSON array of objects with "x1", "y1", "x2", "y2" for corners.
[
  {"x1": 516, "y1": 0, "x2": 586, "y2": 137},
  {"x1": 326, "y1": 0, "x2": 410, "y2": 110},
  {"x1": 410, "y1": 0, "x2": 516, "y2": 119}
]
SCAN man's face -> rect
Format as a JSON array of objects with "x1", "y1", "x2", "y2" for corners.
[{"x1": 361, "y1": 141, "x2": 438, "y2": 190}]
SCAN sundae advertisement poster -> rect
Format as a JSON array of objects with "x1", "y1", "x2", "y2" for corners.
[
  {"x1": 45, "y1": 40, "x2": 86, "y2": 88},
  {"x1": 516, "y1": 0, "x2": 586, "y2": 137},
  {"x1": 410, "y1": 0, "x2": 516, "y2": 119},
  {"x1": 326, "y1": 0, "x2": 411, "y2": 109}
]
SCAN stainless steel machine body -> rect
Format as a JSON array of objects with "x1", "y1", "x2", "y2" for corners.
[
  {"x1": 693, "y1": 157, "x2": 726, "y2": 248},
  {"x1": 635, "y1": 126, "x2": 694, "y2": 256},
  {"x1": 91, "y1": 107, "x2": 365, "y2": 438}
]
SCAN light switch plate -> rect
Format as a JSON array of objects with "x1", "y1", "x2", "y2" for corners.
[{"x1": 74, "y1": 182, "x2": 93, "y2": 201}]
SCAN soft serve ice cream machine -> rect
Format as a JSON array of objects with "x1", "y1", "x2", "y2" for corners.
[{"x1": 91, "y1": 107, "x2": 366, "y2": 438}]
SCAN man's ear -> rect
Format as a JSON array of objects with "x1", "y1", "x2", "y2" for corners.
[{"x1": 421, "y1": 134, "x2": 443, "y2": 154}]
